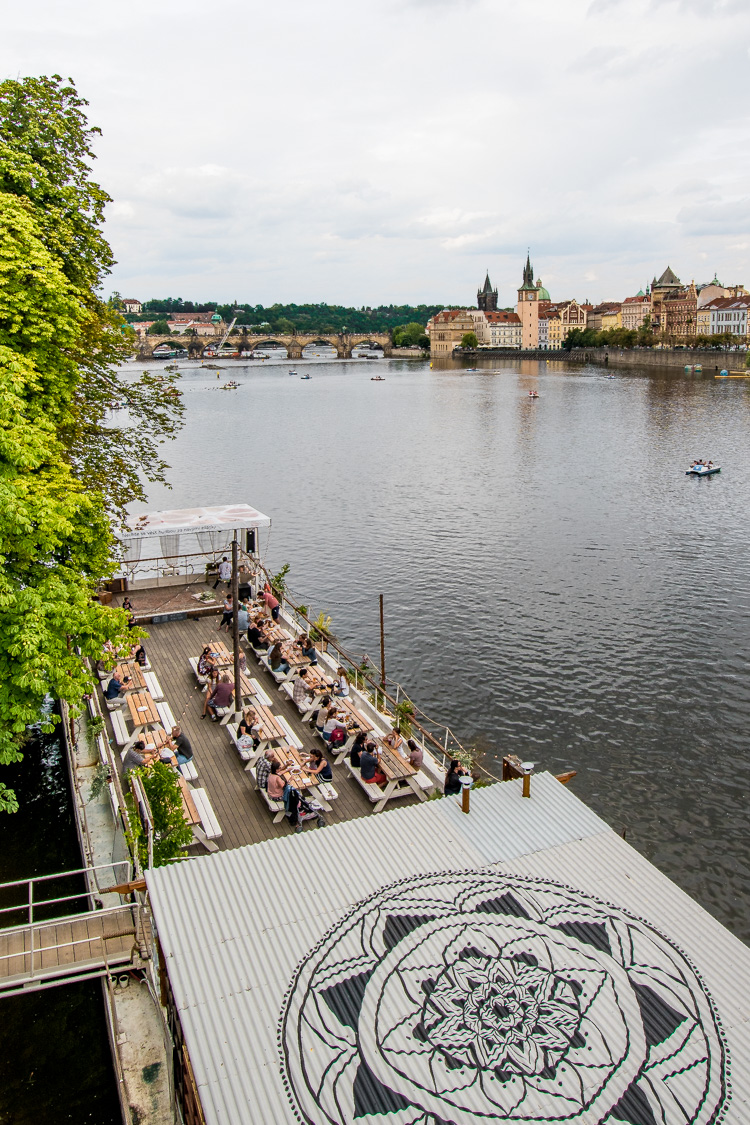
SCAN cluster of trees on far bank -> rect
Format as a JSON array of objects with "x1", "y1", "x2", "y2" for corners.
[
  {"x1": 126, "y1": 299, "x2": 444, "y2": 339},
  {"x1": 563, "y1": 324, "x2": 746, "y2": 350}
]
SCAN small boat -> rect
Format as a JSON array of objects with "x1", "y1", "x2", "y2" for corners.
[
  {"x1": 288, "y1": 370, "x2": 298, "y2": 376},
  {"x1": 300, "y1": 374, "x2": 312, "y2": 380},
  {"x1": 370, "y1": 376, "x2": 385, "y2": 382},
  {"x1": 528, "y1": 391, "x2": 539, "y2": 399},
  {"x1": 694, "y1": 365, "x2": 702, "y2": 373},
  {"x1": 221, "y1": 381, "x2": 240, "y2": 390},
  {"x1": 686, "y1": 464, "x2": 721, "y2": 477}
]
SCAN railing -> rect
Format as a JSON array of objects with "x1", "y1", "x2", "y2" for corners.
[{"x1": 0, "y1": 861, "x2": 132, "y2": 928}]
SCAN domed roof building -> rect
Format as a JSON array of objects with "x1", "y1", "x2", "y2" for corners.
[{"x1": 536, "y1": 278, "x2": 551, "y2": 301}]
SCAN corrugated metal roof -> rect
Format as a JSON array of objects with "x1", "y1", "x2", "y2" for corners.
[{"x1": 147, "y1": 775, "x2": 747, "y2": 1123}]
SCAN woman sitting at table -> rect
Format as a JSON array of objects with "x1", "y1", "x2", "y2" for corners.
[
  {"x1": 382, "y1": 729, "x2": 403, "y2": 753},
  {"x1": 238, "y1": 706, "x2": 261, "y2": 747},
  {"x1": 247, "y1": 617, "x2": 269, "y2": 651},
  {"x1": 197, "y1": 646, "x2": 215, "y2": 681},
  {"x1": 406, "y1": 738, "x2": 423, "y2": 770},
  {"x1": 360, "y1": 742, "x2": 387, "y2": 786},
  {"x1": 299, "y1": 635, "x2": 318, "y2": 666},
  {"x1": 349, "y1": 730, "x2": 368, "y2": 768},
  {"x1": 266, "y1": 760, "x2": 286, "y2": 800},
  {"x1": 312, "y1": 695, "x2": 332, "y2": 732},
  {"x1": 268, "y1": 642, "x2": 290, "y2": 677},
  {"x1": 322, "y1": 706, "x2": 347, "y2": 745},
  {"x1": 334, "y1": 666, "x2": 350, "y2": 697},
  {"x1": 305, "y1": 747, "x2": 333, "y2": 782},
  {"x1": 444, "y1": 759, "x2": 468, "y2": 796},
  {"x1": 132, "y1": 644, "x2": 148, "y2": 667}
]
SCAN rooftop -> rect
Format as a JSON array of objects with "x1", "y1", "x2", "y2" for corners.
[{"x1": 147, "y1": 774, "x2": 745, "y2": 1125}]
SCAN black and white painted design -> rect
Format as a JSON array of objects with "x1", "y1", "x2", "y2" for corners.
[{"x1": 279, "y1": 872, "x2": 728, "y2": 1124}]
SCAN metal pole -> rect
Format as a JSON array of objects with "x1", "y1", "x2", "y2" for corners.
[
  {"x1": 379, "y1": 594, "x2": 386, "y2": 690},
  {"x1": 232, "y1": 532, "x2": 242, "y2": 720}
]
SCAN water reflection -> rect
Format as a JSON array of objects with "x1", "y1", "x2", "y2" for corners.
[{"x1": 133, "y1": 354, "x2": 750, "y2": 940}]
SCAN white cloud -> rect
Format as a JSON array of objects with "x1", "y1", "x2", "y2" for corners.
[{"x1": 2, "y1": 0, "x2": 750, "y2": 305}]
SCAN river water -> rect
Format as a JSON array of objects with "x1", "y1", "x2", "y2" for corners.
[{"x1": 138, "y1": 352, "x2": 750, "y2": 940}]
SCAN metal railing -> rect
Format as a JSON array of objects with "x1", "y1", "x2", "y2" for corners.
[{"x1": 0, "y1": 861, "x2": 132, "y2": 928}]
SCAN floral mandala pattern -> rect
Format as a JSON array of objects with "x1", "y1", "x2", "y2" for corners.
[{"x1": 279, "y1": 872, "x2": 728, "y2": 1125}]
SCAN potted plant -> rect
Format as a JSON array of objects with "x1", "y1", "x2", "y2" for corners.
[
  {"x1": 392, "y1": 698, "x2": 415, "y2": 737},
  {"x1": 309, "y1": 612, "x2": 332, "y2": 651}
]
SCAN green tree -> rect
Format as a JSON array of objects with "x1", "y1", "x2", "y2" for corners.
[
  {"x1": 461, "y1": 332, "x2": 478, "y2": 349},
  {"x1": 129, "y1": 762, "x2": 193, "y2": 867},
  {"x1": 0, "y1": 74, "x2": 184, "y2": 812},
  {"x1": 147, "y1": 319, "x2": 170, "y2": 335},
  {"x1": 393, "y1": 322, "x2": 426, "y2": 347}
]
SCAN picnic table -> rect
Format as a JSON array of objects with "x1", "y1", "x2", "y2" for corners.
[
  {"x1": 114, "y1": 662, "x2": 145, "y2": 691},
  {"x1": 361, "y1": 741, "x2": 428, "y2": 813},
  {"x1": 329, "y1": 698, "x2": 376, "y2": 763},
  {"x1": 244, "y1": 703, "x2": 292, "y2": 762},
  {"x1": 129, "y1": 725, "x2": 201, "y2": 825},
  {"x1": 205, "y1": 639, "x2": 233, "y2": 668},
  {"x1": 123, "y1": 690, "x2": 161, "y2": 750},
  {"x1": 271, "y1": 743, "x2": 333, "y2": 812}
]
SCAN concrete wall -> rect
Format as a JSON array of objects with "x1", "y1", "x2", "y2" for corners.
[{"x1": 568, "y1": 347, "x2": 744, "y2": 371}]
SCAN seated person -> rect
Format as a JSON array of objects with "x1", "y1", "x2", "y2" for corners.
[
  {"x1": 322, "y1": 706, "x2": 347, "y2": 744},
  {"x1": 334, "y1": 666, "x2": 350, "y2": 697},
  {"x1": 382, "y1": 729, "x2": 403, "y2": 753},
  {"x1": 268, "y1": 642, "x2": 290, "y2": 677},
  {"x1": 312, "y1": 695, "x2": 332, "y2": 732},
  {"x1": 247, "y1": 618, "x2": 269, "y2": 651},
  {"x1": 236, "y1": 601, "x2": 249, "y2": 635},
  {"x1": 299, "y1": 635, "x2": 318, "y2": 666},
  {"x1": 360, "y1": 743, "x2": 387, "y2": 785},
  {"x1": 266, "y1": 760, "x2": 286, "y2": 800},
  {"x1": 132, "y1": 644, "x2": 148, "y2": 667},
  {"x1": 292, "y1": 668, "x2": 314, "y2": 711},
  {"x1": 122, "y1": 740, "x2": 153, "y2": 774},
  {"x1": 444, "y1": 759, "x2": 468, "y2": 796},
  {"x1": 202, "y1": 674, "x2": 234, "y2": 721},
  {"x1": 406, "y1": 738, "x2": 423, "y2": 770},
  {"x1": 238, "y1": 706, "x2": 261, "y2": 746},
  {"x1": 197, "y1": 646, "x2": 216, "y2": 679},
  {"x1": 305, "y1": 747, "x2": 333, "y2": 782},
  {"x1": 104, "y1": 673, "x2": 130, "y2": 701},
  {"x1": 349, "y1": 730, "x2": 368, "y2": 768},
  {"x1": 254, "y1": 750, "x2": 276, "y2": 790},
  {"x1": 169, "y1": 725, "x2": 193, "y2": 765}
]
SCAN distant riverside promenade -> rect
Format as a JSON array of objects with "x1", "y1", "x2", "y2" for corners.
[{"x1": 567, "y1": 346, "x2": 744, "y2": 371}]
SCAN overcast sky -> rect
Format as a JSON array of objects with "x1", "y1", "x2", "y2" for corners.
[{"x1": 4, "y1": 0, "x2": 750, "y2": 307}]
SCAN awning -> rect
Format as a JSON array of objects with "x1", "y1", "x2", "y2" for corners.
[{"x1": 119, "y1": 504, "x2": 271, "y2": 542}]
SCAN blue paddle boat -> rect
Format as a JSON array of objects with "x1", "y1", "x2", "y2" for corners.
[{"x1": 686, "y1": 463, "x2": 721, "y2": 477}]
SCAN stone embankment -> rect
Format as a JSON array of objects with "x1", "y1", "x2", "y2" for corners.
[{"x1": 568, "y1": 347, "x2": 744, "y2": 371}]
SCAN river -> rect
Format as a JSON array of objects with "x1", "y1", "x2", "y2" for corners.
[{"x1": 139, "y1": 352, "x2": 750, "y2": 940}]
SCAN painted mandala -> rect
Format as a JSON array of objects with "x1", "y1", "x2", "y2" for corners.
[{"x1": 279, "y1": 872, "x2": 728, "y2": 1125}]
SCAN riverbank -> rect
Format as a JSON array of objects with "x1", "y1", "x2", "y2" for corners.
[{"x1": 568, "y1": 345, "x2": 746, "y2": 371}]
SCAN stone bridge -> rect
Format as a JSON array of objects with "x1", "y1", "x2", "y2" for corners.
[{"x1": 136, "y1": 332, "x2": 393, "y2": 360}]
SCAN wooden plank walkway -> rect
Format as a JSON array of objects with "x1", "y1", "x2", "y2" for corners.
[
  {"x1": 0, "y1": 906, "x2": 138, "y2": 990},
  {"x1": 109, "y1": 616, "x2": 419, "y2": 851}
]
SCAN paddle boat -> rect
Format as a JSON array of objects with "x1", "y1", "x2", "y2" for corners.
[
  {"x1": 221, "y1": 381, "x2": 239, "y2": 390},
  {"x1": 370, "y1": 375, "x2": 385, "y2": 381},
  {"x1": 300, "y1": 374, "x2": 312, "y2": 380},
  {"x1": 686, "y1": 462, "x2": 721, "y2": 477},
  {"x1": 528, "y1": 390, "x2": 540, "y2": 399},
  {"x1": 288, "y1": 369, "x2": 298, "y2": 376}
]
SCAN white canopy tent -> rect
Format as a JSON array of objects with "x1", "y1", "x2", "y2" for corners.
[{"x1": 115, "y1": 503, "x2": 271, "y2": 587}]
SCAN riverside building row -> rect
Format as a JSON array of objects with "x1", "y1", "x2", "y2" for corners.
[{"x1": 427, "y1": 258, "x2": 750, "y2": 354}]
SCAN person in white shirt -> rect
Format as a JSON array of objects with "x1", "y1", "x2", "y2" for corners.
[
  {"x1": 334, "y1": 666, "x2": 350, "y2": 697},
  {"x1": 213, "y1": 556, "x2": 232, "y2": 589}
]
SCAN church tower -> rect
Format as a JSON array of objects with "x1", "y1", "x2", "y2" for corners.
[
  {"x1": 477, "y1": 271, "x2": 498, "y2": 313},
  {"x1": 516, "y1": 252, "x2": 541, "y2": 349}
]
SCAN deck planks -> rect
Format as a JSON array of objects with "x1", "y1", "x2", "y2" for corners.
[
  {"x1": 0, "y1": 907, "x2": 138, "y2": 986},
  {"x1": 110, "y1": 615, "x2": 419, "y2": 851}
]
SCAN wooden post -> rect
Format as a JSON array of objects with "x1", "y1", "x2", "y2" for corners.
[
  {"x1": 379, "y1": 594, "x2": 386, "y2": 689},
  {"x1": 462, "y1": 783, "x2": 470, "y2": 814},
  {"x1": 522, "y1": 772, "x2": 531, "y2": 798},
  {"x1": 231, "y1": 532, "x2": 241, "y2": 719}
]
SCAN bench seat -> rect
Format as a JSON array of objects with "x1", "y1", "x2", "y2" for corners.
[
  {"x1": 316, "y1": 781, "x2": 338, "y2": 801},
  {"x1": 190, "y1": 787, "x2": 222, "y2": 838},
  {"x1": 248, "y1": 767, "x2": 286, "y2": 822},
  {"x1": 276, "y1": 714, "x2": 303, "y2": 750},
  {"x1": 143, "y1": 671, "x2": 164, "y2": 701},
  {"x1": 248, "y1": 677, "x2": 272, "y2": 707},
  {"x1": 179, "y1": 760, "x2": 199, "y2": 782},
  {"x1": 110, "y1": 710, "x2": 129, "y2": 746},
  {"x1": 345, "y1": 763, "x2": 386, "y2": 803},
  {"x1": 226, "y1": 723, "x2": 257, "y2": 762},
  {"x1": 414, "y1": 770, "x2": 436, "y2": 793},
  {"x1": 156, "y1": 701, "x2": 176, "y2": 730}
]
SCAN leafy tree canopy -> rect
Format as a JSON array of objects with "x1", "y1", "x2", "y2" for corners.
[
  {"x1": 461, "y1": 332, "x2": 478, "y2": 349},
  {"x1": 0, "y1": 75, "x2": 184, "y2": 812}
]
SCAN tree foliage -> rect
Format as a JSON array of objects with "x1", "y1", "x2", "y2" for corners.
[
  {"x1": 0, "y1": 74, "x2": 185, "y2": 811},
  {"x1": 393, "y1": 322, "x2": 429, "y2": 348},
  {"x1": 461, "y1": 332, "x2": 478, "y2": 349},
  {"x1": 129, "y1": 762, "x2": 193, "y2": 867}
]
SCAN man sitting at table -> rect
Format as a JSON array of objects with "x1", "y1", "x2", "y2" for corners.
[
  {"x1": 360, "y1": 742, "x2": 387, "y2": 786},
  {"x1": 169, "y1": 725, "x2": 193, "y2": 765},
  {"x1": 254, "y1": 749, "x2": 277, "y2": 790},
  {"x1": 202, "y1": 674, "x2": 235, "y2": 721},
  {"x1": 236, "y1": 600, "x2": 249, "y2": 637},
  {"x1": 293, "y1": 669, "x2": 314, "y2": 712},
  {"x1": 247, "y1": 618, "x2": 269, "y2": 651},
  {"x1": 122, "y1": 740, "x2": 153, "y2": 774},
  {"x1": 104, "y1": 673, "x2": 130, "y2": 702}
]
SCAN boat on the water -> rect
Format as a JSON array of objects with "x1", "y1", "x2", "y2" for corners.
[
  {"x1": 686, "y1": 463, "x2": 720, "y2": 476},
  {"x1": 289, "y1": 370, "x2": 297, "y2": 376},
  {"x1": 528, "y1": 390, "x2": 540, "y2": 399},
  {"x1": 300, "y1": 374, "x2": 312, "y2": 380},
  {"x1": 371, "y1": 375, "x2": 385, "y2": 381},
  {"x1": 221, "y1": 381, "x2": 240, "y2": 390}
]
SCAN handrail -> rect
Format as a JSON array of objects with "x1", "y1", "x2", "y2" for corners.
[{"x1": 0, "y1": 861, "x2": 132, "y2": 928}]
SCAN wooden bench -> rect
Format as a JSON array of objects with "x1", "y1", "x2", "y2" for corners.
[
  {"x1": 248, "y1": 677, "x2": 272, "y2": 707},
  {"x1": 110, "y1": 710, "x2": 129, "y2": 746},
  {"x1": 345, "y1": 763, "x2": 387, "y2": 803},
  {"x1": 143, "y1": 671, "x2": 164, "y2": 701},
  {"x1": 179, "y1": 760, "x2": 199, "y2": 782},
  {"x1": 280, "y1": 681, "x2": 317, "y2": 715},
  {"x1": 248, "y1": 767, "x2": 286, "y2": 822},
  {"x1": 276, "y1": 714, "x2": 303, "y2": 750},
  {"x1": 317, "y1": 781, "x2": 338, "y2": 802},
  {"x1": 414, "y1": 770, "x2": 436, "y2": 794},
  {"x1": 190, "y1": 788, "x2": 222, "y2": 838},
  {"x1": 226, "y1": 723, "x2": 258, "y2": 763},
  {"x1": 156, "y1": 701, "x2": 177, "y2": 730}
]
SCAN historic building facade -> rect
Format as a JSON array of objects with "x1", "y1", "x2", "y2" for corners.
[
  {"x1": 477, "y1": 272, "x2": 498, "y2": 313},
  {"x1": 428, "y1": 309, "x2": 476, "y2": 355},
  {"x1": 516, "y1": 254, "x2": 550, "y2": 349},
  {"x1": 621, "y1": 291, "x2": 651, "y2": 330}
]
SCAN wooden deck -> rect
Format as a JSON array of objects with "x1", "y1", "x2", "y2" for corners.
[
  {"x1": 0, "y1": 906, "x2": 139, "y2": 991},
  {"x1": 108, "y1": 616, "x2": 419, "y2": 850}
]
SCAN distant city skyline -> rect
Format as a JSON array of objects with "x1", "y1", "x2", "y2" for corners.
[{"x1": 3, "y1": 0, "x2": 750, "y2": 305}]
